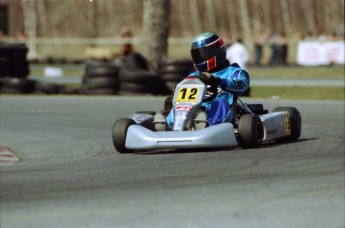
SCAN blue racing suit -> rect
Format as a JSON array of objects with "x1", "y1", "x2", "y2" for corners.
[{"x1": 166, "y1": 63, "x2": 250, "y2": 128}]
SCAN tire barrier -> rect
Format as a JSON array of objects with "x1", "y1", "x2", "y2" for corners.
[
  {"x1": 33, "y1": 81, "x2": 64, "y2": 95},
  {"x1": 81, "y1": 60, "x2": 121, "y2": 95},
  {"x1": 0, "y1": 43, "x2": 30, "y2": 78},
  {"x1": 0, "y1": 78, "x2": 35, "y2": 94},
  {"x1": 114, "y1": 53, "x2": 170, "y2": 96},
  {"x1": 118, "y1": 68, "x2": 169, "y2": 95},
  {"x1": 122, "y1": 52, "x2": 150, "y2": 71},
  {"x1": 0, "y1": 77, "x2": 72, "y2": 95},
  {"x1": 158, "y1": 59, "x2": 194, "y2": 93}
]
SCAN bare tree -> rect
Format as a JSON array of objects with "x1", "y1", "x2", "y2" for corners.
[
  {"x1": 226, "y1": 0, "x2": 238, "y2": 41},
  {"x1": 238, "y1": 0, "x2": 252, "y2": 51},
  {"x1": 22, "y1": 0, "x2": 38, "y2": 59},
  {"x1": 251, "y1": 0, "x2": 262, "y2": 34},
  {"x1": 302, "y1": 0, "x2": 316, "y2": 35},
  {"x1": 279, "y1": 0, "x2": 290, "y2": 35},
  {"x1": 141, "y1": 0, "x2": 170, "y2": 72},
  {"x1": 205, "y1": 0, "x2": 216, "y2": 32},
  {"x1": 88, "y1": 0, "x2": 98, "y2": 38},
  {"x1": 190, "y1": 0, "x2": 202, "y2": 34}
]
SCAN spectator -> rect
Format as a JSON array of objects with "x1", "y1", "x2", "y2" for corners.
[
  {"x1": 277, "y1": 33, "x2": 288, "y2": 65},
  {"x1": 119, "y1": 25, "x2": 133, "y2": 56},
  {"x1": 267, "y1": 32, "x2": 280, "y2": 65},
  {"x1": 253, "y1": 30, "x2": 267, "y2": 66},
  {"x1": 15, "y1": 30, "x2": 27, "y2": 42},
  {"x1": 303, "y1": 31, "x2": 317, "y2": 41},
  {"x1": 226, "y1": 38, "x2": 249, "y2": 70},
  {"x1": 222, "y1": 31, "x2": 233, "y2": 48}
]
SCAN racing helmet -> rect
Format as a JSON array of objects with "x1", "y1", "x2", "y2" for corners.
[{"x1": 190, "y1": 32, "x2": 227, "y2": 72}]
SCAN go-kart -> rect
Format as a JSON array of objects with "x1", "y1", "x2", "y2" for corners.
[{"x1": 112, "y1": 76, "x2": 302, "y2": 153}]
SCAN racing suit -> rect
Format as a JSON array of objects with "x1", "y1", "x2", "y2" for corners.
[{"x1": 166, "y1": 61, "x2": 250, "y2": 128}]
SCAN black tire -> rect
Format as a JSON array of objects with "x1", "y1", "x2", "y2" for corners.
[
  {"x1": 34, "y1": 81, "x2": 64, "y2": 94},
  {"x1": 1, "y1": 78, "x2": 35, "y2": 93},
  {"x1": 164, "y1": 81, "x2": 178, "y2": 93},
  {"x1": 85, "y1": 61, "x2": 120, "y2": 78},
  {"x1": 120, "y1": 82, "x2": 153, "y2": 94},
  {"x1": 159, "y1": 59, "x2": 193, "y2": 74},
  {"x1": 119, "y1": 68, "x2": 160, "y2": 84},
  {"x1": 112, "y1": 118, "x2": 136, "y2": 153},
  {"x1": 159, "y1": 73, "x2": 186, "y2": 82},
  {"x1": 120, "y1": 80, "x2": 169, "y2": 95},
  {"x1": 273, "y1": 107, "x2": 302, "y2": 141},
  {"x1": 1, "y1": 87, "x2": 25, "y2": 94},
  {"x1": 0, "y1": 58, "x2": 9, "y2": 77},
  {"x1": 238, "y1": 114, "x2": 264, "y2": 148},
  {"x1": 84, "y1": 77, "x2": 120, "y2": 90},
  {"x1": 85, "y1": 88, "x2": 118, "y2": 95},
  {"x1": 123, "y1": 52, "x2": 150, "y2": 70},
  {"x1": 5, "y1": 43, "x2": 30, "y2": 78}
]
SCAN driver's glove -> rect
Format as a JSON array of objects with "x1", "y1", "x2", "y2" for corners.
[{"x1": 199, "y1": 72, "x2": 220, "y2": 87}]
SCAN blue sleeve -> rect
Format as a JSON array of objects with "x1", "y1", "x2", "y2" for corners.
[{"x1": 218, "y1": 68, "x2": 250, "y2": 95}]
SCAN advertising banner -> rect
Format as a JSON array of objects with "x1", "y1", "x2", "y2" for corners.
[{"x1": 297, "y1": 41, "x2": 344, "y2": 65}]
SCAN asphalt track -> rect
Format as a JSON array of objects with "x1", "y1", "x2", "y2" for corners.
[{"x1": 0, "y1": 96, "x2": 344, "y2": 228}]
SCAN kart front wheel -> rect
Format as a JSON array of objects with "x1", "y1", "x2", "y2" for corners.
[
  {"x1": 112, "y1": 118, "x2": 135, "y2": 153},
  {"x1": 238, "y1": 114, "x2": 264, "y2": 148}
]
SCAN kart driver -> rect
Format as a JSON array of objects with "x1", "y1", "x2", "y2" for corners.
[{"x1": 154, "y1": 32, "x2": 250, "y2": 130}]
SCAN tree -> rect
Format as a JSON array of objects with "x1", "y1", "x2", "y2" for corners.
[
  {"x1": 22, "y1": 0, "x2": 38, "y2": 59},
  {"x1": 140, "y1": 0, "x2": 170, "y2": 72}
]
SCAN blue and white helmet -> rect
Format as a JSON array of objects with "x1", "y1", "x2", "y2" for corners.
[{"x1": 190, "y1": 32, "x2": 227, "y2": 72}]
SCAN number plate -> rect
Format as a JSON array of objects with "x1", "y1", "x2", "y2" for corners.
[
  {"x1": 177, "y1": 87, "x2": 199, "y2": 103},
  {"x1": 283, "y1": 113, "x2": 291, "y2": 135}
]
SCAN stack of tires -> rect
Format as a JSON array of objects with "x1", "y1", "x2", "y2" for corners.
[
  {"x1": 158, "y1": 59, "x2": 193, "y2": 93},
  {"x1": 0, "y1": 43, "x2": 35, "y2": 94},
  {"x1": 80, "y1": 60, "x2": 121, "y2": 95},
  {"x1": 118, "y1": 53, "x2": 169, "y2": 95}
]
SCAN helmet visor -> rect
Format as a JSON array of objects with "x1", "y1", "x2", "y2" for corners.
[{"x1": 191, "y1": 39, "x2": 224, "y2": 64}]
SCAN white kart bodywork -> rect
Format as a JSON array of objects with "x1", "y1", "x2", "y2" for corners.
[{"x1": 124, "y1": 111, "x2": 291, "y2": 150}]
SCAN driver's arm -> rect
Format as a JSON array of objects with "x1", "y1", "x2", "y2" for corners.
[{"x1": 218, "y1": 69, "x2": 249, "y2": 95}]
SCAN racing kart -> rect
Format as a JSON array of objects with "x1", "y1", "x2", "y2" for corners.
[{"x1": 112, "y1": 76, "x2": 302, "y2": 153}]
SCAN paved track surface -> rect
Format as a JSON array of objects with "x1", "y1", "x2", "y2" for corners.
[{"x1": 0, "y1": 96, "x2": 344, "y2": 228}]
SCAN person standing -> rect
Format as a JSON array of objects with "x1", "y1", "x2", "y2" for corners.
[{"x1": 226, "y1": 38, "x2": 249, "y2": 70}]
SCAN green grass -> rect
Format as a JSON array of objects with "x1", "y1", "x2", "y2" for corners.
[
  {"x1": 249, "y1": 65, "x2": 344, "y2": 79},
  {"x1": 251, "y1": 86, "x2": 344, "y2": 101},
  {"x1": 30, "y1": 63, "x2": 84, "y2": 77}
]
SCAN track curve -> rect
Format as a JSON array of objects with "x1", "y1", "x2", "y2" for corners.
[{"x1": 0, "y1": 96, "x2": 344, "y2": 227}]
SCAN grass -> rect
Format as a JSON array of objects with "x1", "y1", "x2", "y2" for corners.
[
  {"x1": 30, "y1": 63, "x2": 85, "y2": 77},
  {"x1": 248, "y1": 65, "x2": 344, "y2": 79},
  {"x1": 250, "y1": 86, "x2": 344, "y2": 101}
]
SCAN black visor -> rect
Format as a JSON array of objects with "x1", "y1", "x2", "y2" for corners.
[{"x1": 191, "y1": 41, "x2": 223, "y2": 64}]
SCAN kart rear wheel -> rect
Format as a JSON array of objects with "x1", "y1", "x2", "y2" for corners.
[
  {"x1": 273, "y1": 107, "x2": 302, "y2": 141},
  {"x1": 238, "y1": 114, "x2": 264, "y2": 148},
  {"x1": 112, "y1": 118, "x2": 135, "y2": 153}
]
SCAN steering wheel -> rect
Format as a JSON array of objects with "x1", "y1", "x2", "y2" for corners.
[{"x1": 202, "y1": 82, "x2": 218, "y2": 102}]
